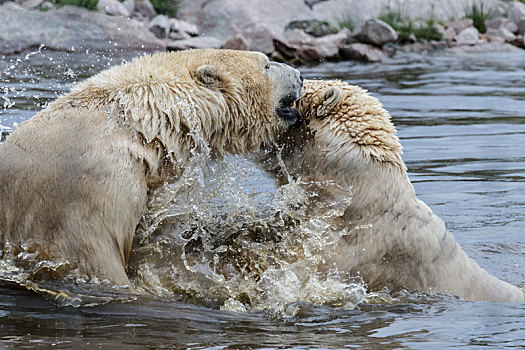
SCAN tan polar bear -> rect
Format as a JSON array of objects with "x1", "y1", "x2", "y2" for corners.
[
  {"x1": 0, "y1": 49, "x2": 303, "y2": 288},
  {"x1": 262, "y1": 79, "x2": 524, "y2": 302}
]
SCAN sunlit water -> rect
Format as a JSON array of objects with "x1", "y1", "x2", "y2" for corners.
[{"x1": 0, "y1": 49, "x2": 524, "y2": 348}]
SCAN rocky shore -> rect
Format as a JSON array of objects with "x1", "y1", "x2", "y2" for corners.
[{"x1": 1, "y1": 0, "x2": 524, "y2": 62}]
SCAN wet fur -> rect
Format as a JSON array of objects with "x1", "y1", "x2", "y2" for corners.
[{"x1": 0, "y1": 49, "x2": 302, "y2": 287}]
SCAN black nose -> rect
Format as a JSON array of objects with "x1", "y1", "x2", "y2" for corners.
[{"x1": 299, "y1": 74, "x2": 304, "y2": 83}]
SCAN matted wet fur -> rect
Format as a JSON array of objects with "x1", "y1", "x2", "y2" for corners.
[{"x1": 0, "y1": 49, "x2": 302, "y2": 289}]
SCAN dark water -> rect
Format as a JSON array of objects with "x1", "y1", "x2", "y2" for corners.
[{"x1": 1, "y1": 49, "x2": 524, "y2": 348}]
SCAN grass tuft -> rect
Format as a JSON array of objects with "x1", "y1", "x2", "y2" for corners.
[
  {"x1": 464, "y1": 1, "x2": 491, "y2": 33},
  {"x1": 377, "y1": 7, "x2": 442, "y2": 43},
  {"x1": 54, "y1": 0, "x2": 98, "y2": 10},
  {"x1": 337, "y1": 12, "x2": 361, "y2": 32},
  {"x1": 150, "y1": 0, "x2": 179, "y2": 17}
]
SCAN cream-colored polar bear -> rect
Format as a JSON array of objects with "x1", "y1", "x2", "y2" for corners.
[
  {"x1": 0, "y1": 49, "x2": 303, "y2": 288},
  {"x1": 263, "y1": 79, "x2": 524, "y2": 302}
]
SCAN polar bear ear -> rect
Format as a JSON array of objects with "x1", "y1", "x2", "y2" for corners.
[
  {"x1": 317, "y1": 86, "x2": 342, "y2": 117},
  {"x1": 194, "y1": 65, "x2": 221, "y2": 88}
]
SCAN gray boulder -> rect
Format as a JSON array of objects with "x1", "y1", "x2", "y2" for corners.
[
  {"x1": 169, "y1": 18, "x2": 199, "y2": 40},
  {"x1": 0, "y1": 4, "x2": 165, "y2": 55},
  {"x1": 97, "y1": 0, "x2": 130, "y2": 17},
  {"x1": 177, "y1": 0, "x2": 315, "y2": 54},
  {"x1": 122, "y1": 0, "x2": 135, "y2": 14},
  {"x1": 443, "y1": 26, "x2": 457, "y2": 41},
  {"x1": 339, "y1": 43, "x2": 384, "y2": 62},
  {"x1": 14, "y1": 0, "x2": 44, "y2": 9},
  {"x1": 455, "y1": 26, "x2": 481, "y2": 45},
  {"x1": 134, "y1": 0, "x2": 157, "y2": 20},
  {"x1": 353, "y1": 19, "x2": 398, "y2": 46},
  {"x1": 508, "y1": 1, "x2": 525, "y2": 34},
  {"x1": 285, "y1": 19, "x2": 337, "y2": 37},
  {"x1": 222, "y1": 35, "x2": 251, "y2": 51},
  {"x1": 485, "y1": 18, "x2": 518, "y2": 33},
  {"x1": 149, "y1": 14, "x2": 170, "y2": 38},
  {"x1": 446, "y1": 19, "x2": 473, "y2": 33},
  {"x1": 274, "y1": 28, "x2": 349, "y2": 61},
  {"x1": 486, "y1": 28, "x2": 517, "y2": 42}
]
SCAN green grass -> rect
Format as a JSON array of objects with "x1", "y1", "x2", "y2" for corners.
[
  {"x1": 52, "y1": 0, "x2": 98, "y2": 10},
  {"x1": 377, "y1": 8, "x2": 442, "y2": 43},
  {"x1": 464, "y1": 1, "x2": 491, "y2": 33},
  {"x1": 150, "y1": 0, "x2": 179, "y2": 17},
  {"x1": 378, "y1": 7, "x2": 404, "y2": 30},
  {"x1": 337, "y1": 12, "x2": 361, "y2": 32},
  {"x1": 413, "y1": 16, "x2": 443, "y2": 41}
]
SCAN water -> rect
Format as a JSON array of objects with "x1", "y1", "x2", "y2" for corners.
[{"x1": 1, "y1": 49, "x2": 524, "y2": 348}]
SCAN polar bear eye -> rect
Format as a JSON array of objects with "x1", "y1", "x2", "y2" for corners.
[{"x1": 264, "y1": 63, "x2": 271, "y2": 73}]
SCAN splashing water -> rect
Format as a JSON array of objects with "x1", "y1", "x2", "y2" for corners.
[{"x1": 129, "y1": 117, "x2": 369, "y2": 314}]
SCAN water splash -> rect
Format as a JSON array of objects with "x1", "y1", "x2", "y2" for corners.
[{"x1": 130, "y1": 139, "x2": 368, "y2": 314}]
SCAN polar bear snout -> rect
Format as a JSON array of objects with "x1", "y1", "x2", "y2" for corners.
[{"x1": 268, "y1": 62, "x2": 303, "y2": 126}]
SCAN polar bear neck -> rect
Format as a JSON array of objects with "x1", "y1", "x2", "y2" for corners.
[{"x1": 298, "y1": 120, "x2": 416, "y2": 215}]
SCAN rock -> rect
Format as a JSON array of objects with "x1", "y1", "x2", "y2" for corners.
[
  {"x1": 15, "y1": 0, "x2": 44, "y2": 9},
  {"x1": 443, "y1": 26, "x2": 457, "y2": 41},
  {"x1": 507, "y1": 1, "x2": 525, "y2": 35},
  {"x1": 285, "y1": 19, "x2": 337, "y2": 37},
  {"x1": 446, "y1": 19, "x2": 473, "y2": 33},
  {"x1": 509, "y1": 34, "x2": 525, "y2": 48},
  {"x1": 508, "y1": 1, "x2": 525, "y2": 26},
  {"x1": 0, "y1": 4, "x2": 165, "y2": 55},
  {"x1": 454, "y1": 26, "x2": 480, "y2": 45},
  {"x1": 166, "y1": 36, "x2": 224, "y2": 51},
  {"x1": 509, "y1": 1, "x2": 525, "y2": 34},
  {"x1": 273, "y1": 28, "x2": 349, "y2": 61},
  {"x1": 353, "y1": 19, "x2": 397, "y2": 46},
  {"x1": 97, "y1": 0, "x2": 130, "y2": 17},
  {"x1": 169, "y1": 18, "x2": 199, "y2": 39},
  {"x1": 149, "y1": 14, "x2": 170, "y2": 38},
  {"x1": 177, "y1": 0, "x2": 315, "y2": 54},
  {"x1": 40, "y1": 1, "x2": 53, "y2": 10},
  {"x1": 222, "y1": 35, "x2": 251, "y2": 51},
  {"x1": 339, "y1": 43, "x2": 384, "y2": 62},
  {"x1": 134, "y1": 0, "x2": 156, "y2": 20},
  {"x1": 486, "y1": 27, "x2": 517, "y2": 42},
  {"x1": 122, "y1": 0, "x2": 135, "y2": 14},
  {"x1": 485, "y1": 18, "x2": 518, "y2": 33}
]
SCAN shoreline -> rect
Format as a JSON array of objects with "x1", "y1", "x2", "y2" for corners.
[{"x1": 1, "y1": 0, "x2": 524, "y2": 63}]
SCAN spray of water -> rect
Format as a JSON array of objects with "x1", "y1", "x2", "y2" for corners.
[{"x1": 128, "y1": 101, "x2": 369, "y2": 314}]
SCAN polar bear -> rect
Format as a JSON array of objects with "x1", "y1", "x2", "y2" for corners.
[
  {"x1": 0, "y1": 49, "x2": 303, "y2": 288},
  {"x1": 261, "y1": 79, "x2": 524, "y2": 302}
]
